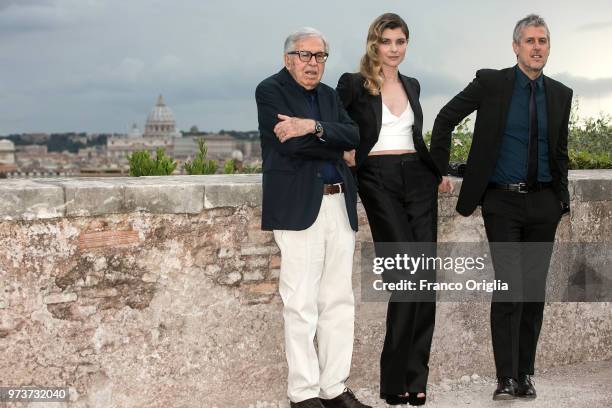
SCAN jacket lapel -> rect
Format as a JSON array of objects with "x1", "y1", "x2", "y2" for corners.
[
  {"x1": 370, "y1": 92, "x2": 382, "y2": 136},
  {"x1": 278, "y1": 68, "x2": 311, "y2": 119},
  {"x1": 399, "y1": 73, "x2": 423, "y2": 134}
]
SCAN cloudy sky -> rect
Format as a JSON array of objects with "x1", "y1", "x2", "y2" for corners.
[{"x1": 1, "y1": 0, "x2": 611, "y2": 134}]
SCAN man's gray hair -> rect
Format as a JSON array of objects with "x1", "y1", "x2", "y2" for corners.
[
  {"x1": 513, "y1": 14, "x2": 550, "y2": 43},
  {"x1": 283, "y1": 27, "x2": 329, "y2": 54}
]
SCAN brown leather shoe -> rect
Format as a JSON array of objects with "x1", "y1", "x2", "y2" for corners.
[
  {"x1": 320, "y1": 388, "x2": 372, "y2": 408},
  {"x1": 290, "y1": 397, "x2": 325, "y2": 407}
]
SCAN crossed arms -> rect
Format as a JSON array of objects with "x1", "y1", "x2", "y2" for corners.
[{"x1": 255, "y1": 80, "x2": 359, "y2": 161}]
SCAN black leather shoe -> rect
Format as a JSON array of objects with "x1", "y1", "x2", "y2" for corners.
[
  {"x1": 320, "y1": 388, "x2": 372, "y2": 408},
  {"x1": 290, "y1": 397, "x2": 325, "y2": 407},
  {"x1": 517, "y1": 374, "x2": 537, "y2": 399},
  {"x1": 492, "y1": 377, "x2": 517, "y2": 400}
]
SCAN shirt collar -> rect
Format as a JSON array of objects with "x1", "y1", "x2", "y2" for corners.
[{"x1": 515, "y1": 64, "x2": 544, "y2": 89}]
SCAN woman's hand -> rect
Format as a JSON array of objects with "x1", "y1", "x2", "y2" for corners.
[
  {"x1": 343, "y1": 149, "x2": 356, "y2": 167},
  {"x1": 438, "y1": 176, "x2": 454, "y2": 193}
]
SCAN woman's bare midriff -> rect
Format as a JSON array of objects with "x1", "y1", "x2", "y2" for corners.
[{"x1": 369, "y1": 149, "x2": 416, "y2": 156}]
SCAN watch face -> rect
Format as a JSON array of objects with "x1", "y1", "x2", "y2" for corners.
[{"x1": 316, "y1": 122, "x2": 323, "y2": 132}]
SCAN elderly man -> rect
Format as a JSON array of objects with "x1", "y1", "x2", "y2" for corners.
[
  {"x1": 255, "y1": 28, "x2": 369, "y2": 408},
  {"x1": 431, "y1": 14, "x2": 572, "y2": 401}
]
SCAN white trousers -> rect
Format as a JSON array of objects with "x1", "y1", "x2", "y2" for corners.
[{"x1": 273, "y1": 193, "x2": 356, "y2": 403}]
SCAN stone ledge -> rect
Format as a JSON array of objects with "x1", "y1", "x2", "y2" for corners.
[
  {"x1": 0, "y1": 173, "x2": 262, "y2": 220},
  {"x1": 1, "y1": 171, "x2": 610, "y2": 220}
]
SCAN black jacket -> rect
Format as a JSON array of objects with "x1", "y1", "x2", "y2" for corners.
[
  {"x1": 429, "y1": 66, "x2": 573, "y2": 216},
  {"x1": 336, "y1": 71, "x2": 441, "y2": 180},
  {"x1": 255, "y1": 68, "x2": 359, "y2": 231}
]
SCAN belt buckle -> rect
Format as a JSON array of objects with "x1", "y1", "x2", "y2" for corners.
[{"x1": 517, "y1": 182, "x2": 528, "y2": 193}]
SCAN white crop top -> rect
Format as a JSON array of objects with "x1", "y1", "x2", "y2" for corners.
[{"x1": 370, "y1": 101, "x2": 415, "y2": 152}]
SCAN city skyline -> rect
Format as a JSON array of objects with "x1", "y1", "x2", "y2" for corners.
[{"x1": 1, "y1": 0, "x2": 611, "y2": 134}]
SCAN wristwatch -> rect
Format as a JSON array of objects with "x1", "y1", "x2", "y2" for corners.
[{"x1": 314, "y1": 121, "x2": 324, "y2": 137}]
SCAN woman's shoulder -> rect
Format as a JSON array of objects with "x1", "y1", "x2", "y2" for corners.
[
  {"x1": 398, "y1": 73, "x2": 420, "y2": 93},
  {"x1": 338, "y1": 72, "x2": 365, "y2": 87},
  {"x1": 398, "y1": 72, "x2": 419, "y2": 84}
]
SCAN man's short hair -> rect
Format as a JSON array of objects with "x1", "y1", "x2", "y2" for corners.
[
  {"x1": 513, "y1": 14, "x2": 550, "y2": 43},
  {"x1": 283, "y1": 27, "x2": 329, "y2": 54}
]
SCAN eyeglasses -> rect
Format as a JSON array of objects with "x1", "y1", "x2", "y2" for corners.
[{"x1": 287, "y1": 50, "x2": 329, "y2": 63}]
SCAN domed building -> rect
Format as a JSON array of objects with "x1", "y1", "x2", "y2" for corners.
[
  {"x1": 0, "y1": 139, "x2": 16, "y2": 164},
  {"x1": 143, "y1": 94, "x2": 179, "y2": 138},
  {"x1": 0, "y1": 139, "x2": 17, "y2": 177},
  {"x1": 128, "y1": 123, "x2": 142, "y2": 138}
]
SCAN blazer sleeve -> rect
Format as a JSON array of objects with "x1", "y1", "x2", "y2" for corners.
[
  {"x1": 412, "y1": 77, "x2": 421, "y2": 97},
  {"x1": 336, "y1": 72, "x2": 355, "y2": 110},
  {"x1": 557, "y1": 88, "x2": 573, "y2": 209},
  {"x1": 255, "y1": 81, "x2": 343, "y2": 161},
  {"x1": 430, "y1": 70, "x2": 485, "y2": 175}
]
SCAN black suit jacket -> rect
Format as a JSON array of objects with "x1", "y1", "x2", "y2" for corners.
[
  {"x1": 255, "y1": 68, "x2": 359, "y2": 231},
  {"x1": 430, "y1": 66, "x2": 573, "y2": 216},
  {"x1": 336, "y1": 72, "x2": 441, "y2": 180}
]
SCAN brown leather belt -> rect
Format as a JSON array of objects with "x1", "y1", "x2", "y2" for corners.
[{"x1": 323, "y1": 183, "x2": 344, "y2": 195}]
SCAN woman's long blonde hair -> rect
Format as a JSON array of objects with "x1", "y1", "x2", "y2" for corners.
[{"x1": 359, "y1": 13, "x2": 410, "y2": 96}]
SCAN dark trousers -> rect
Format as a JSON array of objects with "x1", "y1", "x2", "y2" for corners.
[
  {"x1": 481, "y1": 187, "x2": 562, "y2": 379},
  {"x1": 358, "y1": 153, "x2": 438, "y2": 395}
]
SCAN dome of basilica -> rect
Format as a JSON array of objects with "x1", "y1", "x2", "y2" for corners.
[{"x1": 144, "y1": 94, "x2": 178, "y2": 138}]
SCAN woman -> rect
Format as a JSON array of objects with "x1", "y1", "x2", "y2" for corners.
[{"x1": 336, "y1": 13, "x2": 444, "y2": 406}]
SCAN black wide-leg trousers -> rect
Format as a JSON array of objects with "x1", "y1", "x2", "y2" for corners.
[
  {"x1": 358, "y1": 153, "x2": 438, "y2": 396},
  {"x1": 481, "y1": 187, "x2": 562, "y2": 379}
]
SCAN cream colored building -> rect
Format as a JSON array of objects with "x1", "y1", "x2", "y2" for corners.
[
  {"x1": 0, "y1": 139, "x2": 16, "y2": 164},
  {"x1": 107, "y1": 95, "x2": 179, "y2": 162},
  {"x1": 144, "y1": 95, "x2": 179, "y2": 138}
]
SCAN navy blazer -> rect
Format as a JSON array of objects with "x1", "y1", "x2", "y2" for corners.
[
  {"x1": 429, "y1": 66, "x2": 573, "y2": 216},
  {"x1": 336, "y1": 71, "x2": 441, "y2": 181},
  {"x1": 255, "y1": 68, "x2": 360, "y2": 231}
]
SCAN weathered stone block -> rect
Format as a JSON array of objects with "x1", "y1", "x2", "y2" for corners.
[
  {"x1": 570, "y1": 169, "x2": 612, "y2": 202},
  {"x1": 62, "y1": 179, "x2": 125, "y2": 217},
  {"x1": 570, "y1": 201, "x2": 612, "y2": 242},
  {"x1": 124, "y1": 178, "x2": 204, "y2": 214},
  {"x1": 0, "y1": 180, "x2": 64, "y2": 220},
  {"x1": 204, "y1": 183, "x2": 262, "y2": 208}
]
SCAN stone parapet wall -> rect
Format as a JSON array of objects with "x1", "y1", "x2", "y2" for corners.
[{"x1": 0, "y1": 171, "x2": 610, "y2": 407}]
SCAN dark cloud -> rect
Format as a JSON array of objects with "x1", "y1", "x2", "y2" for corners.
[
  {"x1": 555, "y1": 73, "x2": 612, "y2": 98},
  {"x1": 0, "y1": 0, "x2": 611, "y2": 133},
  {"x1": 576, "y1": 21, "x2": 612, "y2": 32},
  {"x1": 0, "y1": 0, "x2": 53, "y2": 12}
]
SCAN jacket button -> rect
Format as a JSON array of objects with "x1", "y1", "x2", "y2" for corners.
[{"x1": 316, "y1": 172, "x2": 321, "y2": 177}]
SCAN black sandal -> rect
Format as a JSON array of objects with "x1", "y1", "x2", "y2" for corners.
[
  {"x1": 407, "y1": 392, "x2": 426, "y2": 406},
  {"x1": 382, "y1": 394, "x2": 409, "y2": 405}
]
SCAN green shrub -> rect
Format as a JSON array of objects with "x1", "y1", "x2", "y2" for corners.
[
  {"x1": 424, "y1": 109, "x2": 612, "y2": 169},
  {"x1": 184, "y1": 138, "x2": 218, "y2": 175},
  {"x1": 568, "y1": 105, "x2": 612, "y2": 169},
  {"x1": 223, "y1": 159, "x2": 237, "y2": 174},
  {"x1": 241, "y1": 163, "x2": 262, "y2": 173},
  {"x1": 424, "y1": 118, "x2": 472, "y2": 164},
  {"x1": 128, "y1": 148, "x2": 177, "y2": 176}
]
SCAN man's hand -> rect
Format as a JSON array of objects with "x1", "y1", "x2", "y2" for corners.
[
  {"x1": 343, "y1": 149, "x2": 356, "y2": 167},
  {"x1": 438, "y1": 176, "x2": 454, "y2": 194},
  {"x1": 274, "y1": 114, "x2": 316, "y2": 143}
]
